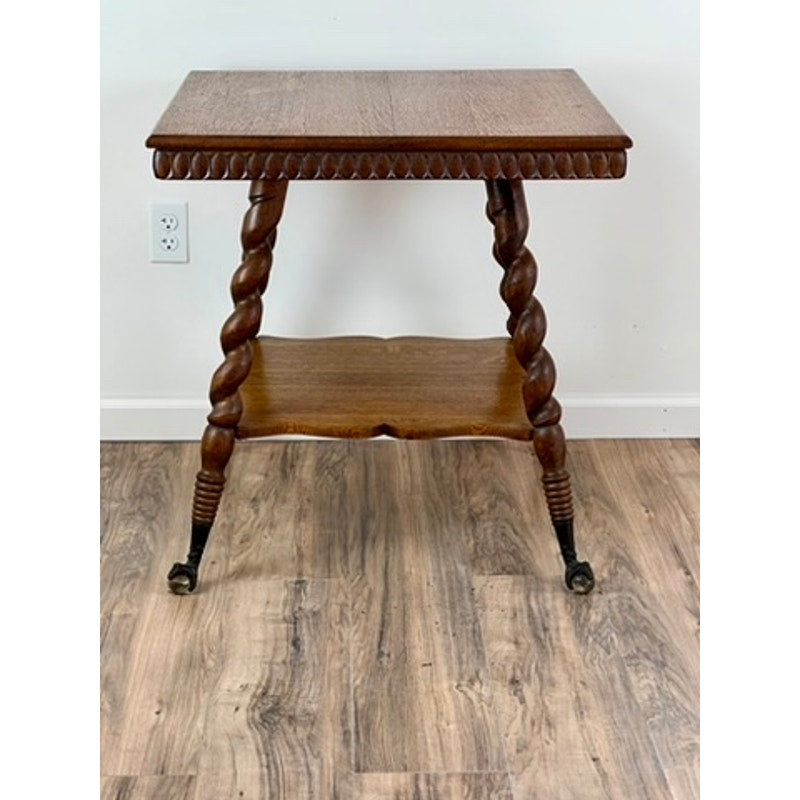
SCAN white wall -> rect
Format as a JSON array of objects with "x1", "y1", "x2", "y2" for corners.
[{"x1": 100, "y1": 0, "x2": 699, "y2": 439}]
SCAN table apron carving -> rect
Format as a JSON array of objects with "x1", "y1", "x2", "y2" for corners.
[{"x1": 152, "y1": 149, "x2": 627, "y2": 181}]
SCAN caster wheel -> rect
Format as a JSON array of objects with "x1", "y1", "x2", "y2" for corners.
[
  {"x1": 565, "y1": 561, "x2": 595, "y2": 595},
  {"x1": 167, "y1": 562, "x2": 197, "y2": 594}
]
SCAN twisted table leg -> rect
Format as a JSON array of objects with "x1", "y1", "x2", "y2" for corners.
[
  {"x1": 485, "y1": 179, "x2": 594, "y2": 593},
  {"x1": 168, "y1": 180, "x2": 288, "y2": 594}
]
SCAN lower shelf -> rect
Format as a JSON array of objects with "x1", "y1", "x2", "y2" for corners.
[{"x1": 236, "y1": 336, "x2": 532, "y2": 440}]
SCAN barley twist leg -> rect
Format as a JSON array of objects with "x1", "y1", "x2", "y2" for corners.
[
  {"x1": 168, "y1": 180, "x2": 288, "y2": 594},
  {"x1": 485, "y1": 179, "x2": 594, "y2": 594}
]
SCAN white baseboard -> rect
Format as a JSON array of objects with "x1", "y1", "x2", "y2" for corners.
[
  {"x1": 100, "y1": 395, "x2": 699, "y2": 440},
  {"x1": 557, "y1": 395, "x2": 699, "y2": 438}
]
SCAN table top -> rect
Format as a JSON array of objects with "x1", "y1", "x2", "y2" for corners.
[{"x1": 147, "y1": 70, "x2": 632, "y2": 181}]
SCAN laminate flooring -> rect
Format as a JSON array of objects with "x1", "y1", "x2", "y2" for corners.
[{"x1": 100, "y1": 439, "x2": 699, "y2": 800}]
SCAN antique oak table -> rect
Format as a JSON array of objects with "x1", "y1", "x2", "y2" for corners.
[{"x1": 146, "y1": 70, "x2": 632, "y2": 596}]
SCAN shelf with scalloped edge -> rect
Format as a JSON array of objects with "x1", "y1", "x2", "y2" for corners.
[{"x1": 235, "y1": 336, "x2": 533, "y2": 441}]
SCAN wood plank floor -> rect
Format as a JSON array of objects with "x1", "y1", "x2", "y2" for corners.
[{"x1": 100, "y1": 439, "x2": 699, "y2": 800}]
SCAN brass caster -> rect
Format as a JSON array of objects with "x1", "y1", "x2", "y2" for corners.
[
  {"x1": 167, "y1": 562, "x2": 198, "y2": 594},
  {"x1": 565, "y1": 561, "x2": 595, "y2": 595}
]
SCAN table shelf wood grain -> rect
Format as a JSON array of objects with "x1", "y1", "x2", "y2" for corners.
[{"x1": 236, "y1": 336, "x2": 532, "y2": 441}]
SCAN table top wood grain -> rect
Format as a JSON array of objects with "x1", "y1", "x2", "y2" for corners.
[
  {"x1": 147, "y1": 69, "x2": 631, "y2": 181},
  {"x1": 147, "y1": 69, "x2": 631, "y2": 152}
]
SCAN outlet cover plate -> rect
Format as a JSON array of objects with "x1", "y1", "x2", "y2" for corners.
[{"x1": 150, "y1": 202, "x2": 188, "y2": 263}]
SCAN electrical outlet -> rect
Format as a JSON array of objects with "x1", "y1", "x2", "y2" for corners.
[
  {"x1": 158, "y1": 234, "x2": 180, "y2": 251},
  {"x1": 150, "y1": 202, "x2": 188, "y2": 262},
  {"x1": 158, "y1": 213, "x2": 179, "y2": 231}
]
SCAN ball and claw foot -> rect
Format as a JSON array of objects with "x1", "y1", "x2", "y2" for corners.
[
  {"x1": 167, "y1": 562, "x2": 198, "y2": 595},
  {"x1": 565, "y1": 560, "x2": 595, "y2": 595}
]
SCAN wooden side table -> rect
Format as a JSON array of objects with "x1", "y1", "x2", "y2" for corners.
[{"x1": 146, "y1": 69, "x2": 632, "y2": 596}]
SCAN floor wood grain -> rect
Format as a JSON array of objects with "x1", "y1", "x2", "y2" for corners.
[
  {"x1": 196, "y1": 578, "x2": 350, "y2": 800},
  {"x1": 100, "y1": 775, "x2": 196, "y2": 800},
  {"x1": 100, "y1": 439, "x2": 699, "y2": 799},
  {"x1": 348, "y1": 444, "x2": 507, "y2": 774}
]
